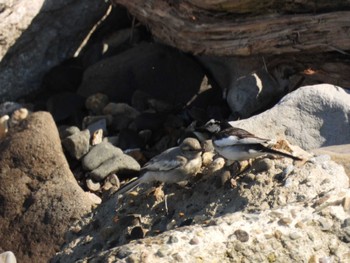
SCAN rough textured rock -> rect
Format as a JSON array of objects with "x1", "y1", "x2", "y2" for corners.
[
  {"x1": 0, "y1": 112, "x2": 94, "y2": 263},
  {"x1": 77, "y1": 43, "x2": 205, "y2": 105},
  {"x1": 82, "y1": 142, "x2": 141, "y2": 181},
  {"x1": 312, "y1": 144, "x2": 350, "y2": 179},
  {"x1": 229, "y1": 84, "x2": 350, "y2": 150},
  {"x1": 62, "y1": 129, "x2": 91, "y2": 160},
  {"x1": 52, "y1": 153, "x2": 350, "y2": 263},
  {"x1": 0, "y1": 0, "x2": 109, "y2": 101}
]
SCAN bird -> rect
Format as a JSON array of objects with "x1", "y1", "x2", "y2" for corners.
[
  {"x1": 200, "y1": 119, "x2": 302, "y2": 161},
  {"x1": 116, "y1": 137, "x2": 203, "y2": 196}
]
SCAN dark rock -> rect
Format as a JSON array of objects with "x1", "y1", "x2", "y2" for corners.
[
  {"x1": 0, "y1": 112, "x2": 94, "y2": 262},
  {"x1": 234, "y1": 229, "x2": 249, "y2": 242},
  {"x1": 103, "y1": 102, "x2": 139, "y2": 117},
  {"x1": 77, "y1": 43, "x2": 205, "y2": 105},
  {"x1": 85, "y1": 93, "x2": 109, "y2": 115},
  {"x1": 42, "y1": 58, "x2": 84, "y2": 93},
  {"x1": 117, "y1": 129, "x2": 145, "y2": 150},
  {"x1": 129, "y1": 226, "x2": 145, "y2": 240},
  {"x1": 46, "y1": 92, "x2": 85, "y2": 124},
  {"x1": 131, "y1": 89, "x2": 174, "y2": 112},
  {"x1": 103, "y1": 102, "x2": 139, "y2": 131},
  {"x1": 130, "y1": 112, "x2": 166, "y2": 132},
  {"x1": 84, "y1": 118, "x2": 108, "y2": 135},
  {"x1": 226, "y1": 69, "x2": 288, "y2": 119},
  {"x1": 62, "y1": 129, "x2": 90, "y2": 160}
]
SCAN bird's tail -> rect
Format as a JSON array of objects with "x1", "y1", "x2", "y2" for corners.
[
  {"x1": 264, "y1": 146, "x2": 303, "y2": 161},
  {"x1": 116, "y1": 177, "x2": 141, "y2": 196}
]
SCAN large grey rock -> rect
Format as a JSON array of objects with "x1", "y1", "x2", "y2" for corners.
[
  {"x1": 0, "y1": 112, "x2": 94, "y2": 263},
  {"x1": 0, "y1": 0, "x2": 108, "y2": 101},
  {"x1": 229, "y1": 84, "x2": 350, "y2": 150},
  {"x1": 52, "y1": 151, "x2": 350, "y2": 262}
]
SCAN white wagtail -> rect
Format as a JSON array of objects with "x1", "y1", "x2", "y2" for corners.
[
  {"x1": 201, "y1": 119, "x2": 302, "y2": 161},
  {"x1": 116, "y1": 138, "x2": 203, "y2": 196}
]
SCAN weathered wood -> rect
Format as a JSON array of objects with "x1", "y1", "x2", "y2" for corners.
[{"x1": 113, "y1": 0, "x2": 350, "y2": 56}]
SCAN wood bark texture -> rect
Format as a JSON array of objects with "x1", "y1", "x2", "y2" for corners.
[{"x1": 112, "y1": 0, "x2": 350, "y2": 56}]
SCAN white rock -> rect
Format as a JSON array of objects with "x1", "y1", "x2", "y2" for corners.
[{"x1": 229, "y1": 84, "x2": 350, "y2": 150}]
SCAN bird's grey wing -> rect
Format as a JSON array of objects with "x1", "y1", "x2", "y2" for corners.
[
  {"x1": 142, "y1": 155, "x2": 185, "y2": 172},
  {"x1": 214, "y1": 127, "x2": 270, "y2": 146}
]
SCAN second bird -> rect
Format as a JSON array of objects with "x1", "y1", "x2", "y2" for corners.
[{"x1": 202, "y1": 119, "x2": 302, "y2": 161}]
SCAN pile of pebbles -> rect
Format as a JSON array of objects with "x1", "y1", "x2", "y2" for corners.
[{"x1": 58, "y1": 91, "x2": 203, "y2": 199}]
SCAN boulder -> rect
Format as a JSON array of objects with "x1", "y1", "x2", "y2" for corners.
[
  {"x1": 52, "y1": 152, "x2": 350, "y2": 262},
  {"x1": 0, "y1": 0, "x2": 108, "y2": 101},
  {"x1": 229, "y1": 84, "x2": 350, "y2": 150},
  {"x1": 77, "y1": 43, "x2": 205, "y2": 105},
  {"x1": 0, "y1": 112, "x2": 94, "y2": 262}
]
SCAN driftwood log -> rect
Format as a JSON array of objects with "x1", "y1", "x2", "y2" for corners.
[{"x1": 112, "y1": 0, "x2": 350, "y2": 56}]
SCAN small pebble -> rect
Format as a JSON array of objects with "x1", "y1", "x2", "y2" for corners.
[
  {"x1": 85, "y1": 93, "x2": 109, "y2": 114},
  {"x1": 167, "y1": 236, "x2": 179, "y2": 244},
  {"x1": 91, "y1": 129, "x2": 103, "y2": 145},
  {"x1": 274, "y1": 230, "x2": 282, "y2": 239},
  {"x1": 308, "y1": 255, "x2": 318, "y2": 263},
  {"x1": 209, "y1": 157, "x2": 225, "y2": 173},
  {"x1": 107, "y1": 174, "x2": 120, "y2": 187},
  {"x1": 278, "y1": 217, "x2": 292, "y2": 226},
  {"x1": 102, "y1": 181, "x2": 113, "y2": 192},
  {"x1": 252, "y1": 158, "x2": 274, "y2": 173},
  {"x1": 0, "y1": 115, "x2": 9, "y2": 140},
  {"x1": 217, "y1": 170, "x2": 231, "y2": 188},
  {"x1": 86, "y1": 178, "x2": 101, "y2": 192},
  {"x1": 171, "y1": 253, "x2": 184, "y2": 262},
  {"x1": 319, "y1": 257, "x2": 332, "y2": 263},
  {"x1": 234, "y1": 229, "x2": 249, "y2": 242},
  {"x1": 342, "y1": 197, "x2": 350, "y2": 212},
  {"x1": 202, "y1": 151, "x2": 214, "y2": 167},
  {"x1": 289, "y1": 232, "x2": 302, "y2": 240},
  {"x1": 189, "y1": 236, "x2": 200, "y2": 245},
  {"x1": 266, "y1": 252, "x2": 276, "y2": 263},
  {"x1": 342, "y1": 218, "x2": 350, "y2": 228},
  {"x1": 318, "y1": 218, "x2": 332, "y2": 231},
  {"x1": 11, "y1": 107, "x2": 29, "y2": 124},
  {"x1": 86, "y1": 192, "x2": 102, "y2": 205},
  {"x1": 116, "y1": 248, "x2": 132, "y2": 259},
  {"x1": 156, "y1": 248, "x2": 167, "y2": 258}
]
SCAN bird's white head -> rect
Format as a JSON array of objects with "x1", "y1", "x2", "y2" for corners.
[{"x1": 203, "y1": 119, "x2": 222, "y2": 133}]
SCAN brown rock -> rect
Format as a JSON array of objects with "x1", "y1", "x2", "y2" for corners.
[{"x1": 0, "y1": 111, "x2": 94, "y2": 262}]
